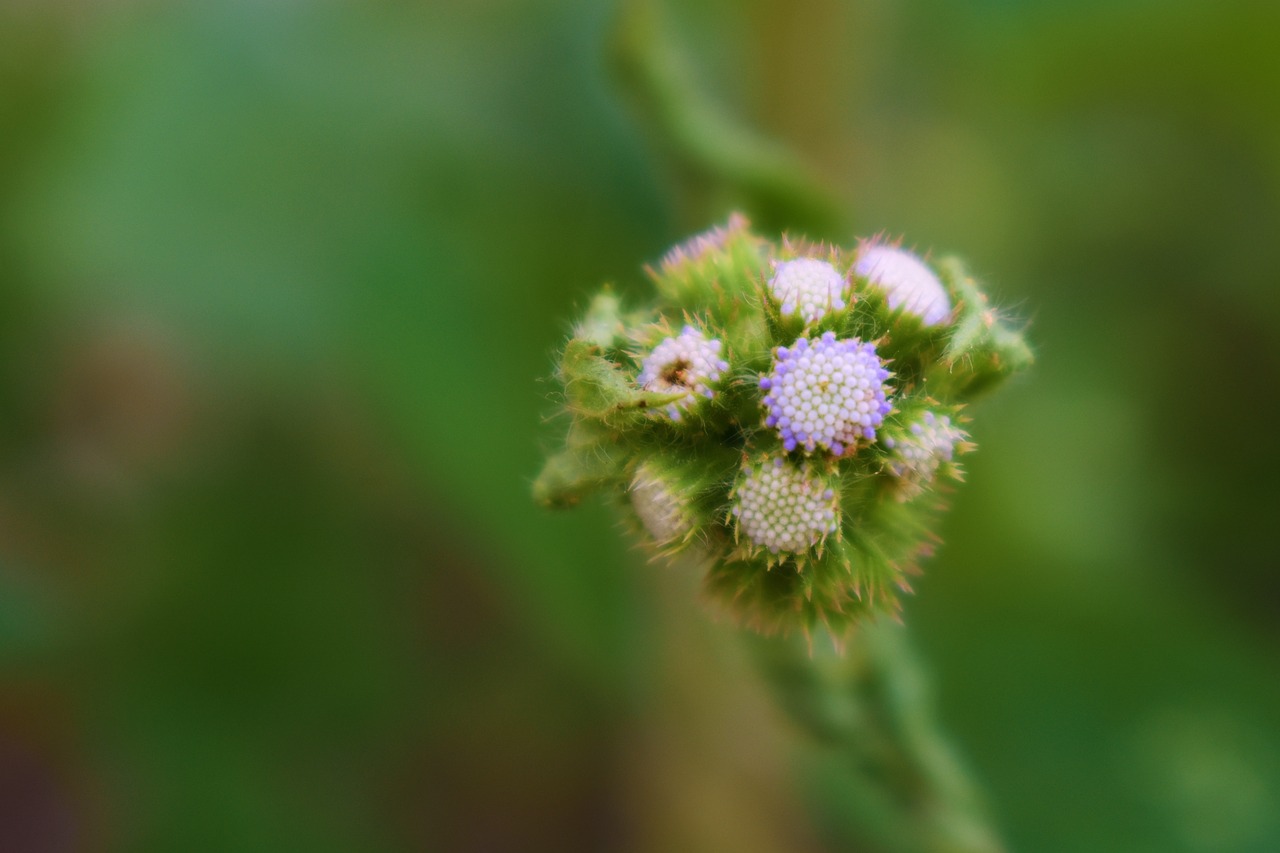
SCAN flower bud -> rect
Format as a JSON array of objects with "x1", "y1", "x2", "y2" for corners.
[
  {"x1": 628, "y1": 460, "x2": 695, "y2": 548},
  {"x1": 768, "y1": 258, "x2": 850, "y2": 325},
  {"x1": 648, "y1": 213, "x2": 767, "y2": 311},
  {"x1": 882, "y1": 410, "x2": 968, "y2": 501},
  {"x1": 636, "y1": 325, "x2": 729, "y2": 421},
  {"x1": 731, "y1": 455, "x2": 840, "y2": 556},
  {"x1": 854, "y1": 243, "x2": 951, "y2": 327}
]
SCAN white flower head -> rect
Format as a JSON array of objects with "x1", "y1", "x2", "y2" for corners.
[
  {"x1": 768, "y1": 258, "x2": 850, "y2": 324},
  {"x1": 731, "y1": 456, "x2": 839, "y2": 555},
  {"x1": 854, "y1": 244, "x2": 951, "y2": 327}
]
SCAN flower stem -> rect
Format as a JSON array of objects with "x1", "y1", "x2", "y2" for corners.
[{"x1": 746, "y1": 620, "x2": 1006, "y2": 853}]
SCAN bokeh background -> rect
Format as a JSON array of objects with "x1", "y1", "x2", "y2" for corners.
[{"x1": 2, "y1": 1, "x2": 1278, "y2": 851}]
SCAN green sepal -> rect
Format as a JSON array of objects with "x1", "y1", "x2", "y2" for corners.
[
  {"x1": 532, "y1": 418, "x2": 633, "y2": 509},
  {"x1": 710, "y1": 287, "x2": 773, "y2": 371},
  {"x1": 573, "y1": 288, "x2": 652, "y2": 353},
  {"x1": 558, "y1": 338, "x2": 684, "y2": 428},
  {"x1": 839, "y1": 469, "x2": 940, "y2": 599},
  {"x1": 844, "y1": 291, "x2": 948, "y2": 396},
  {"x1": 702, "y1": 545, "x2": 881, "y2": 639},
  {"x1": 647, "y1": 215, "x2": 770, "y2": 317},
  {"x1": 934, "y1": 257, "x2": 1034, "y2": 398},
  {"x1": 618, "y1": 445, "x2": 738, "y2": 558}
]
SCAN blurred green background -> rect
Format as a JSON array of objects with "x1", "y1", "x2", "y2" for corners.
[{"x1": 1, "y1": 0, "x2": 1278, "y2": 851}]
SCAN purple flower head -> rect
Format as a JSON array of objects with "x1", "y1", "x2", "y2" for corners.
[
  {"x1": 731, "y1": 456, "x2": 839, "y2": 554},
  {"x1": 759, "y1": 332, "x2": 892, "y2": 455},
  {"x1": 768, "y1": 258, "x2": 849, "y2": 324},
  {"x1": 854, "y1": 244, "x2": 951, "y2": 327},
  {"x1": 882, "y1": 410, "x2": 966, "y2": 500},
  {"x1": 637, "y1": 325, "x2": 730, "y2": 420}
]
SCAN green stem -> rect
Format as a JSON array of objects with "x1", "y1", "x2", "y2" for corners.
[
  {"x1": 608, "y1": 0, "x2": 847, "y2": 239},
  {"x1": 747, "y1": 620, "x2": 1006, "y2": 853}
]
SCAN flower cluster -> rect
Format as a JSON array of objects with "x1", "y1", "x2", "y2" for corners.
[{"x1": 536, "y1": 215, "x2": 1031, "y2": 635}]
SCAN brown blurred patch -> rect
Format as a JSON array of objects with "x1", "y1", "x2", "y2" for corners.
[
  {"x1": 0, "y1": 681, "x2": 103, "y2": 853},
  {"x1": 47, "y1": 317, "x2": 200, "y2": 500}
]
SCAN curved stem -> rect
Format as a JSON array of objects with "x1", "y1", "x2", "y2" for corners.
[{"x1": 608, "y1": 0, "x2": 847, "y2": 239}]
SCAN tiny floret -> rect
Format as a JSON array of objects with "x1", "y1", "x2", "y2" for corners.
[
  {"x1": 883, "y1": 411, "x2": 966, "y2": 500},
  {"x1": 629, "y1": 462, "x2": 692, "y2": 545},
  {"x1": 637, "y1": 325, "x2": 730, "y2": 420},
  {"x1": 854, "y1": 245, "x2": 951, "y2": 327},
  {"x1": 760, "y1": 332, "x2": 892, "y2": 455},
  {"x1": 731, "y1": 457, "x2": 839, "y2": 554},
  {"x1": 768, "y1": 258, "x2": 849, "y2": 324}
]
